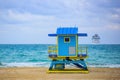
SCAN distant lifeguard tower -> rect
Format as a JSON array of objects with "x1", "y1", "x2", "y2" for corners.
[
  {"x1": 48, "y1": 27, "x2": 88, "y2": 73},
  {"x1": 92, "y1": 34, "x2": 100, "y2": 43}
]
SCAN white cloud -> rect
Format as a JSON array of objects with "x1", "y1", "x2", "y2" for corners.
[
  {"x1": 111, "y1": 14, "x2": 120, "y2": 20},
  {"x1": 106, "y1": 24, "x2": 120, "y2": 30},
  {"x1": 1, "y1": 9, "x2": 55, "y2": 23},
  {"x1": 62, "y1": 0, "x2": 89, "y2": 8},
  {"x1": 0, "y1": 0, "x2": 120, "y2": 44}
]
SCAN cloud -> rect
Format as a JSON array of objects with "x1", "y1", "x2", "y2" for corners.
[
  {"x1": 0, "y1": 0, "x2": 120, "y2": 28},
  {"x1": 111, "y1": 14, "x2": 120, "y2": 19},
  {"x1": 0, "y1": 0, "x2": 120, "y2": 44},
  {"x1": 106, "y1": 24, "x2": 120, "y2": 30},
  {"x1": 0, "y1": 9, "x2": 55, "y2": 24}
]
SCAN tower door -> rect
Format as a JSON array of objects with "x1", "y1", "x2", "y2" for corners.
[{"x1": 69, "y1": 46, "x2": 76, "y2": 55}]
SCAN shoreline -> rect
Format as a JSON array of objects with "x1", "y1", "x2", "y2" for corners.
[
  {"x1": 0, "y1": 67, "x2": 120, "y2": 80},
  {"x1": 1, "y1": 62, "x2": 120, "y2": 68}
]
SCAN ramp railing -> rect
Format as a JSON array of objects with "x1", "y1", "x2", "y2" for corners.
[
  {"x1": 77, "y1": 46, "x2": 88, "y2": 57},
  {"x1": 48, "y1": 46, "x2": 57, "y2": 57}
]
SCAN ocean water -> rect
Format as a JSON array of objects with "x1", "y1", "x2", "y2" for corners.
[{"x1": 0, "y1": 44, "x2": 120, "y2": 68}]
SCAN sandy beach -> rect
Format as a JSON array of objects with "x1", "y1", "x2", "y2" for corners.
[{"x1": 0, "y1": 67, "x2": 120, "y2": 80}]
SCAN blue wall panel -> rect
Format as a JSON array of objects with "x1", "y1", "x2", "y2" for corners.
[{"x1": 58, "y1": 35, "x2": 76, "y2": 57}]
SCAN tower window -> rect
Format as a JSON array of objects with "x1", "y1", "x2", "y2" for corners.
[{"x1": 64, "y1": 37, "x2": 70, "y2": 43}]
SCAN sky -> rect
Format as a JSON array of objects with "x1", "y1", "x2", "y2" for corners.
[{"x1": 0, "y1": 0, "x2": 120, "y2": 44}]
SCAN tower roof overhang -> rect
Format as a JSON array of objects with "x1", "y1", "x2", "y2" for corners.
[{"x1": 48, "y1": 27, "x2": 87, "y2": 37}]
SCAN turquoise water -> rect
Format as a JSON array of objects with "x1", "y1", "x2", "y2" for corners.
[{"x1": 0, "y1": 44, "x2": 120, "y2": 68}]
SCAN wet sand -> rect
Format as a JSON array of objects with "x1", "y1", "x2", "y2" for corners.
[{"x1": 0, "y1": 67, "x2": 120, "y2": 80}]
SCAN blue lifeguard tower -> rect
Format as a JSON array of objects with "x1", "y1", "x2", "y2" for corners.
[{"x1": 48, "y1": 27, "x2": 88, "y2": 73}]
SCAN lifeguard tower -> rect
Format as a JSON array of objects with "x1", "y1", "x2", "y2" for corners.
[{"x1": 48, "y1": 27, "x2": 88, "y2": 73}]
